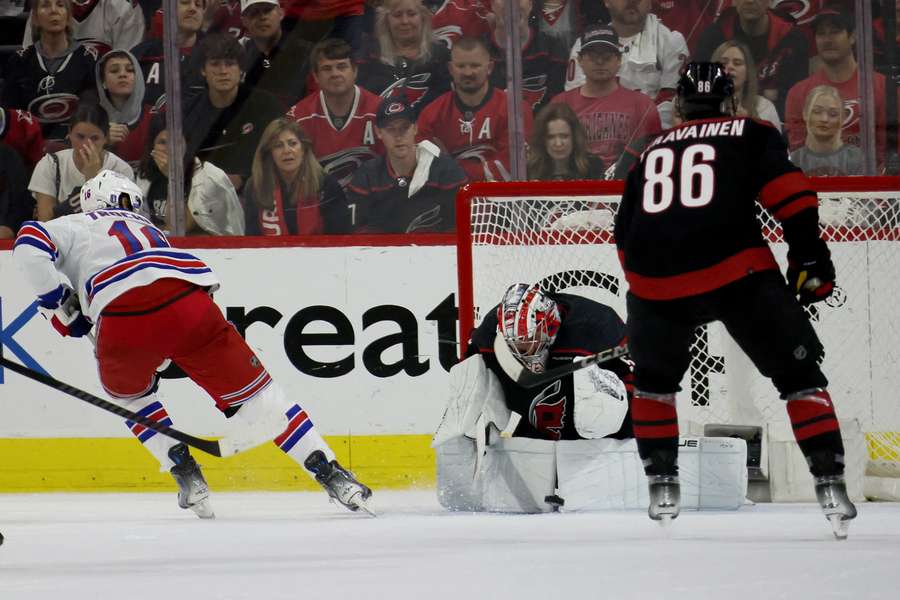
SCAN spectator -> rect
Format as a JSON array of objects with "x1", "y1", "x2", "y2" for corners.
[
  {"x1": 183, "y1": 33, "x2": 283, "y2": 191},
  {"x1": 712, "y1": 40, "x2": 781, "y2": 131},
  {"x1": 551, "y1": 27, "x2": 660, "y2": 169},
  {"x1": 783, "y1": 9, "x2": 887, "y2": 168},
  {"x1": 146, "y1": 0, "x2": 245, "y2": 40},
  {"x1": 527, "y1": 102, "x2": 605, "y2": 181},
  {"x1": 694, "y1": 0, "x2": 808, "y2": 115},
  {"x1": 565, "y1": 0, "x2": 688, "y2": 114},
  {"x1": 652, "y1": 0, "x2": 726, "y2": 54},
  {"x1": 244, "y1": 117, "x2": 349, "y2": 235},
  {"x1": 2, "y1": 0, "x2": 97, "y2": 141},
  {"x1": 0, "y1": 142, "x2": 33, "y2": 239},
  {"x1": 533, "y1": 0, "x2": 582, "y2": 52},
  {"x1": 131, "y1": 0, "x2": 207, "y2": 108},
  {"x1": 487, "y1": 0, "x2": 568, "y2": 114},
  {"x1": 355, "y1": 0, "x2": 451, "y2": 110},
  {"x1": 22, "y1": 0, "x2": 144, "y2": 56},
  {"x1": 0, "y1": 107, "x2": 45, "y2": 171},
  {"x1": 282, "y1": 0, "x2": 367, "y2": 53},
  {"x1": 239, "y1": 0, "x2": 311, "y2": 110},
  {"x1": 416, "y1": 36, "x2": 533, "y2": 182},
  {"x1": 29, "y1": 102, "x2": 133, "y2": 220},
  {"x1": 286, "y1": 38, "x2": 383, "y2": 190},
  {"x1": 426, "y1": 0, "x2": 491, "y2": 49},
  {"x1": 135, "y1": 114, "x2": 245, "y2": 235},
  {"x1": 346, "y1": 96, "x2": 466, "y2": 233},
  {"x1": 789, "y1": 85, "x2": 863, "y2": 177},
  {"x1": 94, "y1": 49, "x2": 154, "y2": 165}
]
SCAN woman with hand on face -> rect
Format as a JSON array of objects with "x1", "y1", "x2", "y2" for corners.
[
  {"x1": 95, "y1": 49, "x2": 154, "y2": 166},
  {"x1": 243, "y1": 117, "x2": 350, "y2": 236},
  {"x1": 712, "y1": 40, "x2": 781, "y2": 131},
  {"x1": 135, "y1": 114, "x2": 244, "y2": 236},
  {"x1": 28, "y1": 102, "x2": 133, "y2": 221},
  {"x1": 527, "y1": 103, "x2": 605, "y2": 181},
  {"x1": 789, "y1": 85, "x2": 863, "y2": 177}
]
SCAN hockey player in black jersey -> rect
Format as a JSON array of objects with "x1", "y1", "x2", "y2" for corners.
[
  {"x1": 614, "y1": 62, "x2": 857, "y2": 536},
  {"x1": 465, "y1": 283, "x2": 633, "y2": 442}
]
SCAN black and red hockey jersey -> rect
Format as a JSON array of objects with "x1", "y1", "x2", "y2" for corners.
[
  {"x1": 0, "y1": 107, "x2": 45, "y2": 169},
  {"x1": 615, "y1": 117, "x2": 820, "y2": 301},
  {"x1": 130, "y1": 38, "x2": 206, "y2": 108},
  {"x1": 487, "y1": 25, "x2": 568, "y2": 114},
  {"x1": 354, "y1": 39, "x2": 452, "y2": 111},
  {"x1": 1, "y1": 44, "x2": 97, "y2": 140},
  {"x1": 467, "y1": 293, "x2": 632, "y2": 441}
]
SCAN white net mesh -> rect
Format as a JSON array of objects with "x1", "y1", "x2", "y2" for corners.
[{"x1": 459, "y1": 181, "x2": 900, "y2": 488}]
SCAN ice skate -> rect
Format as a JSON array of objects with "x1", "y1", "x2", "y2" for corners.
[
  {"x1": 814, "y1": 475, "x2": 857, "y2": 540},
  {"x1": 304, "y1": 450, "x2": 375, "y2": 516},
  {"x1": 647, "y1": 475, "x2": 680, "y2": 524},
  {"x1": 169, "y1": 443, "x2": 215, "y2": 519}
]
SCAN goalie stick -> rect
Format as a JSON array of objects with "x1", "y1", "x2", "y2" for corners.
[
  {"x1": 0, "y1": 356, "x2": 223, "y2": 457},
  {"x1": 492, "y1": 334, "x2": 630, "y2": 388}
]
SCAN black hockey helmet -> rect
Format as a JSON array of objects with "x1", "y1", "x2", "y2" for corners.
[{"x1": 676, "y1": 62, "x2": 735, "y2": 120}]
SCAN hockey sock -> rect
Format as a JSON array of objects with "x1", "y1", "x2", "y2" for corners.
[
  {"x1": 632, "y1": 390, "x2": 679, "y2": 476},
  {"x1": 274, "y1": 404, "x2": 336, "y2": 475},
  {"x1": 785, "y1": 389, "x2": 845, "y2": 477},
  {"x1": 124, "y1": 392, "x2": 180, "y2": 472}
]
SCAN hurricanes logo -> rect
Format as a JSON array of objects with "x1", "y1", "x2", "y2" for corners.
[
  {"x1": 528, "y1": 379, "x2": 566, "y2": 440},
  {"x1": 28, "y1": 93, "x2": 80, "y2": 123},
  {"x1": 380, "y1": 73, "x2": 432, "y2": 107},
  {"x1": 322, "y1": 147, "x2": 379, "y2": 188}
]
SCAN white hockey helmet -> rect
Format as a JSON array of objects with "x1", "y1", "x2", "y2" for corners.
[
  {"x1": 80, "y1": 170, "x2": 144, "y2": 213},
  {"x1": 496, "y1": 283, "x2": 561, "y2": 373}
]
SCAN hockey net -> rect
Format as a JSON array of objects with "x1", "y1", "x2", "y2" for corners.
[{"x1": 456, "y1": 178, "x2": 900, "y2": 502}]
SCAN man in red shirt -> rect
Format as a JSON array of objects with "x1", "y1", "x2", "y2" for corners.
[
  {"x1": 287, "y1": 38, "x2": 384, "y2": 189},
  {"x1": 784, "y1": 9, "x2": 887, "y2": 170},
  {"x1": 416, "y1": 36, "x2": 533, "y2": 182},
  {"x1": 551, "y1": 26, "x2": 661, "y2": 169}
]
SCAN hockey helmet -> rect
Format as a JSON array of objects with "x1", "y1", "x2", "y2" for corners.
[
  {"x1": 676, "y1": 61, "x2": 735, "y2": 107},
  {"x1": 80, "y1": 170, "x2": 144, "y2": 213},
  {"x1": 496, "y1": 283, "x2": 561, "y2": 373}
]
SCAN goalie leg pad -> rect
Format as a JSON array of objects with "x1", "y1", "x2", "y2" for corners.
[
  {"x1": 556, "y1": 437, "x2": 748, "y2": 512},
  {"x1": 433, "y1": 354, "x2": 509, "y2": 447},
  {"x1": 436, "y1": 435, "x2": 557, "y2": 513}
]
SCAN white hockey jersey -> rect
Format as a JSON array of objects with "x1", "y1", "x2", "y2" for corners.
[
  {"x1": 13, "y1": 209, "x2": 220, "y2": 322},
  {"x1": 22, "y1": 0, "x2": 145, "y2": 55}
]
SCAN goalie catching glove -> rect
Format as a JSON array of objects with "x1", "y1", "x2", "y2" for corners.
[
  {"x1": 36, "y1": 284, "x2": 93, "y2": 338},
  {"x1": 786, "y1": 245, "x2": 835, "y2": 305}
]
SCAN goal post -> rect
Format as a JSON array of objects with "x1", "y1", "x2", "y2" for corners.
[{"x1": 455, "y1": 177, "x2": 900, "y2": 502}]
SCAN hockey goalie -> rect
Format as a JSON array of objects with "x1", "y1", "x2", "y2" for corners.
[{"x1": 432, "y1": 283, "x2": 749, "y2": 513}]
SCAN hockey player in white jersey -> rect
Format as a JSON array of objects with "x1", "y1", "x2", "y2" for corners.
[
  {"x1": 432, "y1": 282, "x2": 749, "y2": 513},
  {"x1": 13, "y1": 170, "x2": 373, "y2": 517}
]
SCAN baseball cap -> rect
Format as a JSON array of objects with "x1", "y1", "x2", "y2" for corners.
[
  {"x1": 811, "y1": 9, "x2": 854, "y2": 32},
  {"x1": 240, "y1": 0, "x2": 278, "y2": 14},
  {"x1": 376, "y1": 96, "x2": 416, "y2": 128},
  {"x1": 579, "y1": 26, "x2": 620, "y2": 54}
]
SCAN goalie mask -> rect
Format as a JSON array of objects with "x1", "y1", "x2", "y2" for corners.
[
  {"x1": 496, "y1": 283, "x2": 561, "y2": 374},
  {"x1": 80, "y1": 170, "x2": 144, "y2": 213}
]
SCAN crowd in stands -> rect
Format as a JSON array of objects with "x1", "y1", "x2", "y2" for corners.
[{"x1": 0, "y1": 0, "x2": 897, "y2": 239}]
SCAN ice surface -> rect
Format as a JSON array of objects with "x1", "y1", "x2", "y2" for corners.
[{"x1": 1, "y1": 491, "x2": 899, "y2": 599}]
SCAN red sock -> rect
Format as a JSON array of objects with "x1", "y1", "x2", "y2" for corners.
[{"x1": 786, "y1": 389, "x2": 840, "y2": 442}]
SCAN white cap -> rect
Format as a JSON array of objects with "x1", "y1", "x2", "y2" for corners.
[{"x1": 240, "y1": 0, "x2": 278, "y2": 13}]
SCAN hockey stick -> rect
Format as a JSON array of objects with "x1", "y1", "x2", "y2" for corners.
[
  {"x1": 0, "y1": 356, "x2": 222, "y2": 457},
  {"x1": 493, "y1": 334, "x2": 630, "y2": 389}
]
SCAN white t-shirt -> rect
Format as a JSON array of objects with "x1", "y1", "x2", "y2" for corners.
[
  {"x1": 754, "y1": 96, "x2": 782, "y2": 132},
  {"x1": 565, "y1": 14, "x2": 688, "y2": 101},
  {"x1": 29, "y1": 148, "x2": 134, "y2": 208}
]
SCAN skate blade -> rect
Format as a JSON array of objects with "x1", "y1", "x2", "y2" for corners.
[
  {"x1": 351, "y1": 492, "x2": 377, "y2": 517},
  {"x1": 828, "y1": 514, "x2": 849, "y2": 540},
  {"x1": 190, "y1": 499, "x2": 216, "y2": 519}
]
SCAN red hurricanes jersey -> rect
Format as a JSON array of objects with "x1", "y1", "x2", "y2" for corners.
[
  {"x1": 416, "y1": 87, "x2": 534, "y2": 182},
  {"x1": 653, "y1": 0, "x2": 726, "y2": 53},
  {"x1": 428, "y1": 0, "x2": 492, "y2": 48},
  {"x1": 282, "y1": 0, "x2": 365, "y2": 19},
  {"x1": 287, "y1": 86, "x2": 384, "y2": 189},
  {"x1": 551, "y1": 86, "x2": 662, "y2": 168},
  {"x1": 0, "y1": 107, "x2": 45, "y2": 169}
]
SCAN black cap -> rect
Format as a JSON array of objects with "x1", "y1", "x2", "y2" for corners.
[
  {"x1": 812, "y1": 9, "x2": 854, "y2": 32},
  {"x1": 376, "y1": 96, "x2": 416, "y2": 128},
  {"x1": 579, "y1": 26, "x2": 620, "y2": 54}
]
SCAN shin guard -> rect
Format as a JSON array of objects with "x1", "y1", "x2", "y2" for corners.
[{"x1": 785, "y1": 389, "x2": 846, "y2": 477}]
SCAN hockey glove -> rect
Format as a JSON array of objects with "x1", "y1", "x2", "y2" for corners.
[
  {"x1": 36, "y1": 285, "x2": 93, "y2": 338},
  {"x1": 786, "y1": 251, "x2": 836, "y2": 305}
]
